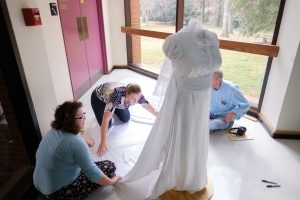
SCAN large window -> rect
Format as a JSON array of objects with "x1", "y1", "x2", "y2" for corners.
[
  {"x1": 140, "y1": 0, "x2": 176, "y2": 33},
  {"x1": 130, "y1": 0, "x2": 176, "y2": 73},
  {"x1": 127, "y1": 0, "x2": 283, "y2": 107},
  {"x1": 140, "y1": 36, "x2": 165, "y2": 74},
  {"x1": 220, "y1": 50, "x2": 267, "y2": 104}
]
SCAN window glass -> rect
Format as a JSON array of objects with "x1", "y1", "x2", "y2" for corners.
[
  {"x1": 130, "y1": 0, "x2": 282, "y2": 106},
  {"x1": 140, "y1": 0, "x2": 177, "y2": 33},
  {"x1": 220, "y1": 50, "x2": 267, "y2": 105},
  {"x1": 140, "y1": 36, "x2": 165, "y2": 74},
  {"x1": 184, "y1": 0, "x2": 281, "y2": 43}
]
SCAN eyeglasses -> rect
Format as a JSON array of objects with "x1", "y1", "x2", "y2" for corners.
[{"x1": 75, "y1": 112, "x2": 86, "y2": 119}]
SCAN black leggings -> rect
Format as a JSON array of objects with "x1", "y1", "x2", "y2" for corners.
[
  {"x1": 46, "y1": 160, "x2": 116, "y2": 200},
  {"x1": 91, "y1": 92, "x2": 130, "y2": 128}
]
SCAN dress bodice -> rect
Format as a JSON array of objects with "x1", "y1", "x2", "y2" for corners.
[{"x1": 162, "y1": 30, "x2": 222, "y2": 78}]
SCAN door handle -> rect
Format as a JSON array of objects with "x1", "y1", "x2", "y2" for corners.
[
  {"x1": 77, "y1": 17, "x2": 89, "y2": 41},
  {"x1": 82, "y1": 17, "x2": 89, "y2": 39}
]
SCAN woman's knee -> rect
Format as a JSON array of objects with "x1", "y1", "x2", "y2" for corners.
[
  {"x1": 95, "y1": 160, "x2": 116, "y2": 173},
  {"x1": 115, "y1": 109, "x2": 130, "y2": 122},
  {"x1": 107, "y1": 160, "x2": 116, "y2": 172},
  {"x1": 120, "y1": 114, "x2": 130, "y2": 122}
]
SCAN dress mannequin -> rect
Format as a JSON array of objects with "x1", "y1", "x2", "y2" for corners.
[{"x1": 115, "y1": 19, "x2": 222, "y2": 200}]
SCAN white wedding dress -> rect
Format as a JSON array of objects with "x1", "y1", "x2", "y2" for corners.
[{"x1": 114, "y1": 20, "x2": 222, "y2": 200}]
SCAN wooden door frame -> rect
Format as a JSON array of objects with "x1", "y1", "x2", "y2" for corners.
[
  {"x1": 0, "y1": 0, "x2": 41, "y2": 165},
  {"x1": 96, "y1": 0, "x2": 109, "y2": 74},
  {"x1": 0, "y1": 2, "x2": 42, "y2": 198}
]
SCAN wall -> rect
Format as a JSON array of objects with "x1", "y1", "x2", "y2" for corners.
[
  {"x1": 276, "y1": 42, "x2": 300, "y2": 131},
  {"x1": 101, "y1": 0, "x2": 112, "y2": 71},
  {"x1": 37, "y1": 0, "x2": 73, "y2": 104},
  {"x1": 5, "y1": 0, "x2": 72, "y2": 135},
  {"x1": 102, "y1": 0, "x2": 127, "y2": 71},
  {"x1": 261, "y1": 0, "x2": 300, "y2": 132}
]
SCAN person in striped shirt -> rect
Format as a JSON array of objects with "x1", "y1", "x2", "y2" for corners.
[{"x1": 91, "y1": 82, "x2": 158, "y2": 156}]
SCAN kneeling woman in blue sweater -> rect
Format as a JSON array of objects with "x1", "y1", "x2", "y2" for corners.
[{"x1": 33, "y1": 101, "x2": 122, "y2": 199}]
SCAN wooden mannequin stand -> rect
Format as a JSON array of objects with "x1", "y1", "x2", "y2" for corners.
[{"x1": 161, "y1": 178, "x2": 213, "y2": 200}]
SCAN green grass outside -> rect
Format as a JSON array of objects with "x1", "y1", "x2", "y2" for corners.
[{"x1": 139, "y1": 22, "x2": 269, "y2": 105}]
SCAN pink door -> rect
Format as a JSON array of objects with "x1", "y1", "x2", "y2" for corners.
[
  {"x1": 80, "y1": 0, "x2": 104, "y2": 83},
  {"x1": 58, "y1": 0, "x2": 106, "y2": 99}
]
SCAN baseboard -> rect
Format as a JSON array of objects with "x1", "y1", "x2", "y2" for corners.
[
  {"x1": 247, "y1": 107, "x2": 259, "y2": 117},
  {"x1": 272, "y1": 130, "x2": 300, "y2": 139},
  {"x1": 112, "y1": 65, "x2": 158, "y2": 80},
  {"x1": 74, "y1": 78, "x2": 91, "y2": 100},
  {"x1": 258, "y1": 113, "x2": 300, "y2": 139},
  {"x1": 90, "y1": 70, "x2": 103, "y2": 87},
  {"x1": 113, "y1": 65, "x2": 128, "y2": 69}
]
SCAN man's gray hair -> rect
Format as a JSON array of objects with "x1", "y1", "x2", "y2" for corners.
[{"x1": 213, "y1": 70, "x2": 223, "y2": 79}]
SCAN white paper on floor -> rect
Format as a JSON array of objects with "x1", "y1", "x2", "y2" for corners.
[
  {"x1": 83, "y1": 104, "x2": 157, "y2": 199},
  {"x1": 76, "y1": 70, "x2": 159, "y2": 199}
]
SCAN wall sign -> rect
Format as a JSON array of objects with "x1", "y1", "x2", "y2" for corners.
[{"x1": 49, "y1": 3, "x2": 58, "y2": 16}]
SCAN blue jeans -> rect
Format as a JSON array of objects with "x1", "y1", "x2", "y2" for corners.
[
  {"x1": 210, "y1": 113, "x2": 234, "y2": 131},
  {"x1": 91, "y1": 92, "x2": 130, "y2": 128}
]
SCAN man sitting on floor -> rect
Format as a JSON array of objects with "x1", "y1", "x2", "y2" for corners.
[{"x1": 210, "y1": 70, "x2": 250, "y2": 131}]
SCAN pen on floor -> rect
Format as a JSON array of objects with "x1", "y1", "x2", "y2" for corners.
[
  {"x1": 261, "y1": 179, "x2": 277, "y2": 184},
  {"x1": 266, "y1": 185, "x2": 281, "y2": 188}
]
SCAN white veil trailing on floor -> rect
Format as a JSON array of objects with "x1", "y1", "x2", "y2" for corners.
[{"x1": 114, "y1": 19, "x2": 222, "y2": 200}]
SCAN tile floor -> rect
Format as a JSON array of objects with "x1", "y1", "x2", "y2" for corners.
[{"x1": 80, "y1": 69, "x2": 300, "y2": 200}]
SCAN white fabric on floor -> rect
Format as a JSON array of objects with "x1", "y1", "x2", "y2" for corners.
[
  {"x1": 79, "y1": 71, "x2": 157, "y2": 177},
  {"x1": 79, "y1": 70, "x2": 158, "y2": 199}
]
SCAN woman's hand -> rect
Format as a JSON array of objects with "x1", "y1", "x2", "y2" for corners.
[
  {"x1": 97, "y1": 174, "x2": 123, "y2": 185},
  {"x1": 144, "y1": 103, "x2": 159, "y2": 116},
  {"x1": 111, "y1": 175, "x2": 122, "y2": 184},
  {"x1": 97, "y1": 142, "x2": 107, "y2": 156},
  {"x1": 87, "y1": 139, "x2": 95, "y2": 148}
]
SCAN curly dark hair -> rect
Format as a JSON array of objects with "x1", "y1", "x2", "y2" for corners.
[{"x1": 51, "y1": 101, "x2": 83, "y2": 134}]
